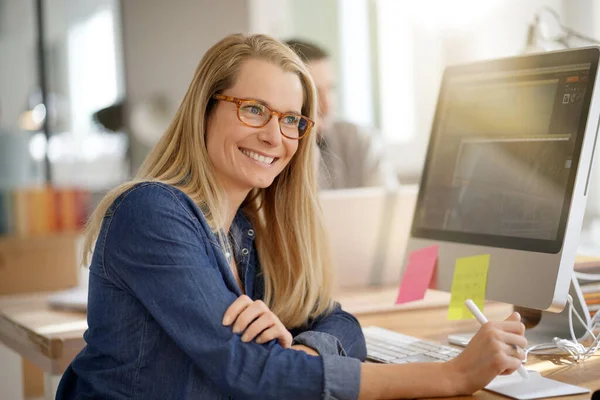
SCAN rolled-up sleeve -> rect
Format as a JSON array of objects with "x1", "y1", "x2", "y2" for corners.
[
  {"x1": 323, "y1": 355, "x2": 362, "y2": 399},
  {"x1": 292, "y1": 303, "x2": 367, "y2": 361},
  {"x1": 102, "y1": 184, "x2": 360, "y2": 400}
]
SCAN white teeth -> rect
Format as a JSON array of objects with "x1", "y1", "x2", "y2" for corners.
[{"x1": 241, "y1": 149, "x2": 275, "y2": 165}]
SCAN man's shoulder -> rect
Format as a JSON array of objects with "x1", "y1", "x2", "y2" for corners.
[
  {"x1": 327, "y1": 120, "x2": 379, "y2": 149},
  {"x1": 330, "y1": 120, "x2": 362, "y2": 135}
]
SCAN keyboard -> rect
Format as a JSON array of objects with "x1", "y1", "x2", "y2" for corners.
[{"x1": 363, "y1": 326, "x2": 462, "y2": 364}]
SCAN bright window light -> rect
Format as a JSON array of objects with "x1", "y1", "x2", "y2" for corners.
[
  {"x1": 67, "y1": 8, "x2": 118, "y2": 137},
  {"x1": 376, "y1": 0, "x2": 414, "y2": 143}
]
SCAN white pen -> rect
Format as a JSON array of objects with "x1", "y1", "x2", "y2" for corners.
[{"x1": 465, "y1": 299, "x2": 529, "y2": 379}]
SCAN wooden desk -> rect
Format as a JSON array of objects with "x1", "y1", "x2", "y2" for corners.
[
  {"x1": 338, "y1": 287, "x2": 600, "y2": 400},
  {"x1": 0, "y1": 293, "x2": 87, "y2": 400},
  {"x1": 1, "y1": 290, "x2": 598, "y2": 400}
]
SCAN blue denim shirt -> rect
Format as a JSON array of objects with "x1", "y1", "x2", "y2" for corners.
[{"x1": 57, "y1": 182, "x2": 366, "y2": 400}]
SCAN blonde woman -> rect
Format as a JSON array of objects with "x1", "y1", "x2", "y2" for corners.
[{"x1": 57, "y1": 34, "x2": 527, "y2": 400}]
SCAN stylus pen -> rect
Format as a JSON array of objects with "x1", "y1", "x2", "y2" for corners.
[{"x1": 465, "y1": 299, "x2": 529, "y2": 379}]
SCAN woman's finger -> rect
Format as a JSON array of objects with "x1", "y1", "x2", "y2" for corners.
[
  {"x1": 497, "y1": 330, "x2": 528, "y2": 350},
  {"x1": 222, "y1": 295, "x2": 253, "y2": 326},
  {"x1": 501, "y1": 342, "x2": 525, "y2": 361},
  {"x1": 232, "y1": 300, "x2": 270, "y2": 334},
  {"x1": 241, "y1": 314, "x2": 276, "y2": 342},
  {"x1": 256, "y1": 326, "x2": 293, "y2": 348},
  {"x1": 497, "y1": 320, "x2": 526, "y2": 336}
]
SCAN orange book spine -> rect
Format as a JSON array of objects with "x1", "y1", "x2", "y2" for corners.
[
  {"x1": 13, "y1": 189, "x2": 29, "y2": 237},
  {"x1": 46, "y1": 186, "x2": 58, "y2": 233},
  {"x1": 34, "y1": 187, "x2": 52, "y2": 235},
  {"x1": 75, "y1": 189, "x2": 90, "y2": 230},
  {"x1": 54, "y1": 187, "x2": 63, "y2": 232},
  {"x1": 59, "y1": 188, "x2": 77, "y2": 232}
]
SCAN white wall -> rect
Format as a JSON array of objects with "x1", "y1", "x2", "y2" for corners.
[
  {"x1": 289, "y1": 0, "x2": 342, "y2": 114},
  {"x1": 563, "y1": 0, "x2": 600, "y2": 226},
  {"x1": 248, "y1": 0, "x2": 293, "y2": 38},
  {"x1": 282, "y1": 0, "x2": 568, "y2": 181},
  {"x1": 0, "y1": 0, "x2": 37, "y2": 132},
  {"x1": 386, "y1": 0, "x2": 566, "y2": 181},
  {"x1": 121, "y1": 0, "x2": 251, "y2": 170}
]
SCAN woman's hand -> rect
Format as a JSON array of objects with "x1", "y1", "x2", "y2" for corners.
[
  {"x1": 446, "y1": 312, "x2": 527, "y2": 394},
  {"x1": 223, "y1": 295, "x2": 293, "y2": 348}
]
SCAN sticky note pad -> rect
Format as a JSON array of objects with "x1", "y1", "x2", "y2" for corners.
[
  {"x1": 448, "y1": 254, "x2": 489, "y2": 320},
  {"x1": 395, "y1": 245, "x2": 438, "y2": 304}
]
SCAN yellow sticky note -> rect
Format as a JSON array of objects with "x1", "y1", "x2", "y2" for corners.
[{"x1": 448, "y1": 254, "x2": 489, "y2": 320}]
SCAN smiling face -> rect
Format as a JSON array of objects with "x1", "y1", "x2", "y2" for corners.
[{"x1": 206, "y1": 58, "x2": 304, "y2": 195}]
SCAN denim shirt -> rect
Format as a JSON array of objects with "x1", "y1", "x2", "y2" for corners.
[{"x1": 56, "y1": 182, "x2": 366, "y2": 400}]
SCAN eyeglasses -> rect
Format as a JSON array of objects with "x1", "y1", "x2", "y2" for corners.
[{"x1": 213, "y1": 94, "x2": 314, "y2": 139}]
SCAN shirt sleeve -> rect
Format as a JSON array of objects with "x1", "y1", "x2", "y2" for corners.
[
  {"x1": 101, "y1": 184, "x2": 361, "y2": 400},
  {"x1": 291, "y1": 302, "x2": 367, "y2": 361}
]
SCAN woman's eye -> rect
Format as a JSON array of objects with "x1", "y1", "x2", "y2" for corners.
[
  {"x1": 243, "y1": 104, "x2": 265, "y2": 115},
  {"x1": 282, "y1": 115, "x2": 299, "y2": 125}
]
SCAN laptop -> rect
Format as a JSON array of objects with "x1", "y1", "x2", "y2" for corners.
[{"x1": 319, "y1": 185, "x2": 418, "y2": 289}]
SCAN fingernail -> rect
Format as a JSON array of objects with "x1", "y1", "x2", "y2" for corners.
[
  {"x1": 241, "y1": 334, "x2": 249, "y2": 342},
  {"x1": 256, "y1": 338, "x2": 263, "y2": 344},
  {"x1": 222, "y1": 317, "x2": 231, "y2": 326},
  {"x1": 232, "y1": 327, "x2": 240, "y2": 334}
]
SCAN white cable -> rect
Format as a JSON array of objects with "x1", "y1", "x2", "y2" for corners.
[{"x1": 525, "y1": 294, "x2": 600, "y2": 363}]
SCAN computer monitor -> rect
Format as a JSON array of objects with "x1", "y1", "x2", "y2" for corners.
[{"x1": 405, "y1": 47, "x2": 600, "y2": 328}]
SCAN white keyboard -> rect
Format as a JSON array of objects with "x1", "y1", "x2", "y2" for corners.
[{"x1": 363, "y1": 326, "x2": 462, "y2": 364}]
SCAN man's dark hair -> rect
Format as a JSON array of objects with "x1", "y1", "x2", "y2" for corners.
[{"x1": 285, "y1": 39, "x2": 330, "y2": 63}]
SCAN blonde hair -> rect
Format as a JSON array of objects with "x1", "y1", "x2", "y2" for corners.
[{"x1": 83, "y1": 33, "x2": 334, "y2": 328}]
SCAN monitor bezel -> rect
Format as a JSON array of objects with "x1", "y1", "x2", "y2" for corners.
[{"x1": 411, "y1": 47, "x2": 600, "y2": 254}]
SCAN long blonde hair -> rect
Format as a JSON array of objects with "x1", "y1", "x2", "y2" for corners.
[{"x1": 83, "y1": 33, "x2": 334, "y2": 328}]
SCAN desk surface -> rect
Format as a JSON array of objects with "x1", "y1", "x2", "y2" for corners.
[
  {"x1": 1, "y1": 289, "x2": 598, "y2": 399},
  {"x1": 0, "y1": 293, "x2": 87, "y2": 375}
]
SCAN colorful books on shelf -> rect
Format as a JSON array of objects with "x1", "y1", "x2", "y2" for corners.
[{"x1": 0, "y1": 186, "x2": 90, "y2": 237}]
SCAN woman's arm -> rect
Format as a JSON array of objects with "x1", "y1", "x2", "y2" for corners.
[
  {"x1": 102, "y1": 184, "x2": 360, "y2": 400},
  {"x1": 290, "y1": 302, "x2": 367, "y2": 360},
  {"x1": 359, "y1": 362, "x2": 455, "y2": 399}
]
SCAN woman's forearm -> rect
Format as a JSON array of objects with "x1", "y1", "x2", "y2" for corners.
[{"x1": 358, "y1": 362, "x2": 464, "y2": 400}]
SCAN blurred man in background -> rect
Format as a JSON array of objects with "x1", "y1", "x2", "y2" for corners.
[{"x1": 286, "y1": 39, "x2": 397, "y2": 190}]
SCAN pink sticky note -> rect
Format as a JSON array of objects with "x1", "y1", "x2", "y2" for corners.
[{"x1": 395, "y1": 245, "x2": 439, "y2": 304}]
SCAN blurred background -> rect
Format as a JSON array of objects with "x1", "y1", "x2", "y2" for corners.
[
  {"x1": 3, "y1": 0, "x2": 600, "y2": 219},
  {"x1": 2, "y1": 0, "x2": 600, "y2": 397}
]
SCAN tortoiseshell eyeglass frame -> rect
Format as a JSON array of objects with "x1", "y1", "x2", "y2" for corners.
[{"x1": 213, "y1": 94, "x2": 314, "y2": 140}]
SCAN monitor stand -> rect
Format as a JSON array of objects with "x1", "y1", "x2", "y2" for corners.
[{"x1": 448, "y1": 275, "x2": 592, "y2": 347}]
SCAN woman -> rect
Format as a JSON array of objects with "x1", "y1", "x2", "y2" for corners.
[{"x1": 57, "y1": 34, "x2": 527, "y2": 400}]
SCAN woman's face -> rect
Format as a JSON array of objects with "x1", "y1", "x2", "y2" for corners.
[{"x1": 206, "y1": 58, "x2": 304, "y2": 193}]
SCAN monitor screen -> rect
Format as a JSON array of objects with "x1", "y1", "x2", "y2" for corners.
[{"x1": 413, "y1": 49, "x2": 599, "y2": 253}]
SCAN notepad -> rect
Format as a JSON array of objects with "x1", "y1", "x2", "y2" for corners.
[
  {"x1": 395, "y1": 245, "x2": 438, "y2": 305},
  {"x1": 448, "y1": 254, "x2": 489, "y2": 320},
  {"x1": 485, "y1": 370, "x2": 589, "y2": 399}
]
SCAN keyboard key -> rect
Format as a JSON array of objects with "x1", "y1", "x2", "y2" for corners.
[
  {"x1": 396, "y1": 354, "x2": 441, "y2": 363},
  {"x1": 369, "y1": 352, "x2": 400, "y2": 363}
]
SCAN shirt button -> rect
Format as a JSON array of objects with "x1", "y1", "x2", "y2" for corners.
[
  {"x1": 247, "y1": 229, "x2": 254, "y2": 237},
  {"x1": 241, "y1": 248, "x2": 249, "y2": 256}
]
